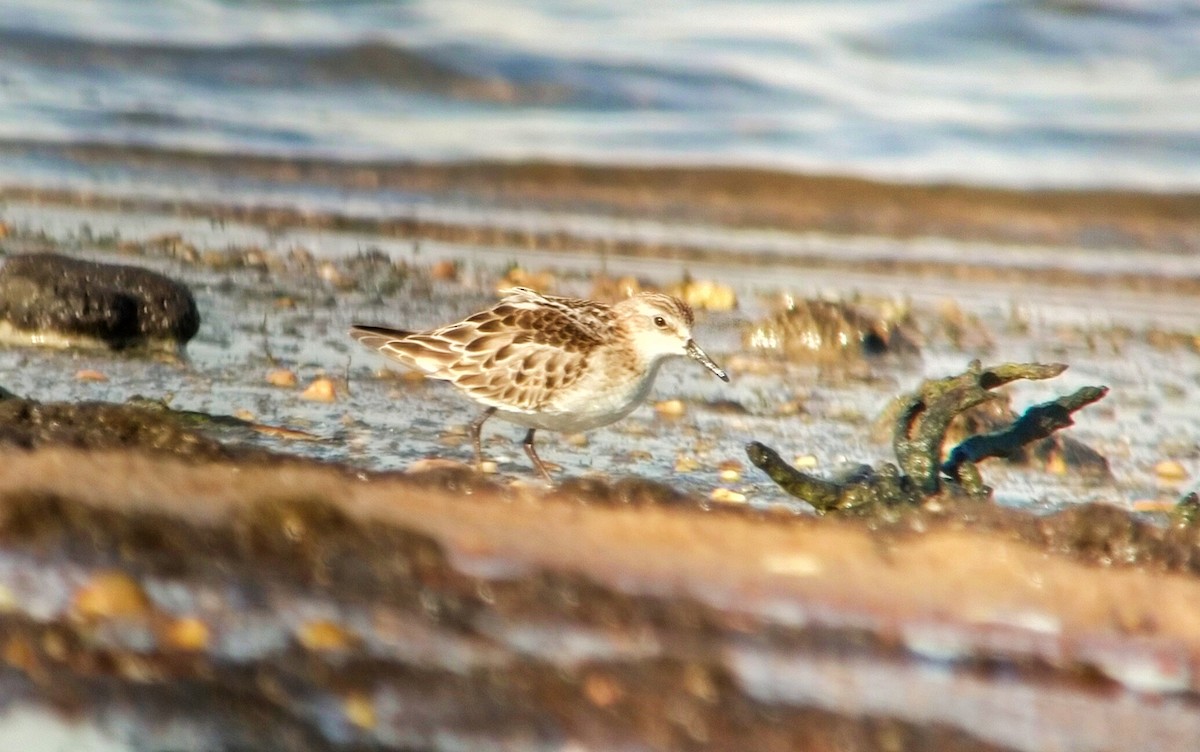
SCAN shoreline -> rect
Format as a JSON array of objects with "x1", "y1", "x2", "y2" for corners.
[
  {"x1": 4, "y1": 189, "x2": 1200, "y2": 300},
  {"x1": 4, "y1": 139, "x2": 1199, "y2": 254}
]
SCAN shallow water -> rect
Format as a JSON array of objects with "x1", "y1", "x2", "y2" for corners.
[
  {"x1": 2, "y1": 0, "x2": 1198, "y2": 190},
  {"x1": 2, "y1": 198, "x2": 1197, "y2": 512}
]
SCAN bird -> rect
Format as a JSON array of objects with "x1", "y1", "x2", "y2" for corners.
[{"x1": 349, "y1": 286, "x2": 729, "y2": 480}]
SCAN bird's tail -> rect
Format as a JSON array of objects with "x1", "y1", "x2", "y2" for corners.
[{"x1": 349, "y1": 324, "x2": 414, "y2": 351}]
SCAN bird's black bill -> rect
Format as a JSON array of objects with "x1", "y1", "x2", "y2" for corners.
[{"x1": 686, "y1": 340, "x2": 729, "y2": 382}]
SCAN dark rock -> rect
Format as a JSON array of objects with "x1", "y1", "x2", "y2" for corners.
[{"x1": 0, "y1": 253, "x2": 200, "y2": 350}]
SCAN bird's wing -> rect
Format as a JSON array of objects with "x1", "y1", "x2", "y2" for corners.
[{"x1": 350, "y1": 292, "x2": 610, "y2": 412}]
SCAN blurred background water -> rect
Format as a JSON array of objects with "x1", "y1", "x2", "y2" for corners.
[{"x1": 0, "y1": 0, "x2": 1197, "y2": 191}]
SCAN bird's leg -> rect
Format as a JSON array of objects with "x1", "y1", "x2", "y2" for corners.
[
  {"x1": 523, "y1": 428, "x2": 553, "y2": 482},
  {"x1": 469, "y1": 407, "x2": 497, "y2": 470}
]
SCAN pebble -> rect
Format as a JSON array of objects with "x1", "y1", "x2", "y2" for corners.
[
  {"x1": 1131, "y1": 499, "x2": 1176, "y2": 513},
  {"x1": 300, "y1": 377, "x2": 337, "y2": 402},
  {"x1": 344, "y1": 692, "x2": 377, "y2": 730},
  {"x1": 430, "y1": 260, "x2": 460, "y2": 281},
  {"x1": 74, "y1": 369, "x2": 108, "y2": 382},
  {"x1": 655, "y1": 399, "x2": 687, "y2": 418},
  {"x1": 583, "y1": 673, "x2": 624, "y2": 707},
  {"x1": 161, "y1": 617, "x2": 211, "y2": 651},
  {"x1": 1155, "y1": 459, "x2": 1189, "y2": 482},
  {"x1": 792, "y1": 454, "x2": 819, "y2": 469},
  {"x1": 296, "y1": 619, "x2": 357, "y2": 651},
  {"x1": 72, "y1": 571, "x2": 152, "y2": 621},
  {"x1": 710, "y1": 488, "x2": 747, "y2": 504},
  {"x1": 266, "y1": 368, "x2": 297, "y2": 387}
]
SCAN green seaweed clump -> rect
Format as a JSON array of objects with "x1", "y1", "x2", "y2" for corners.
[{"x1": 747, "y1": 361, "x2": 1108, "y2": 514}]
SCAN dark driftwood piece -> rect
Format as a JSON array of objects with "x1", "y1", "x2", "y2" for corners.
[
  {"x1": 748, "y1": 361, "x2": 1108, "y2": 512},
  {"x1": 941, "y1": 385, "x2": 1109, "y2": 493}
]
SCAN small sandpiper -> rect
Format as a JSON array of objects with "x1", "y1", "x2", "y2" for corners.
[{"x1": 350, "y1": 286, "x2": 729, "y2": 480}]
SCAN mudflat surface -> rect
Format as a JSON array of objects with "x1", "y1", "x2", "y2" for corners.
[
  {"x1": 1, "y1": 161, "x2": 1200, "y2": 750},
  {"x1": 2, "y1": 176, "x2": 1198, "y2": 508}
]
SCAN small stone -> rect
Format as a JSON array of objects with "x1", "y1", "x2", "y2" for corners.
[
  {"x1": 479, "y1": 460, "x2": 498, "y2": 474},
  {"x1": 296, "y1": 619, "x2": 357, "y2": 652},
  {"x1": 72, "y1": 571, "x2": 152, "y2": 621},
  {"x1": 233, "y1": 408, "x2": 255, "y2": 422},
  {"x1": 564, "y1": 433, "x2": 589, "y2": 447},
  {"x1": 1155, "y1": 460, "x2": 1189, "y2": 482},
  {"x1": 674, "y1": 455, "x2": 701, "y2": 473},
  {"x1": 161, "y1": 617, "x2": 210, "y2": 651},
  {"x1": 710, "y1": 488, "x2": 747, "y2": 504},
  {"x1": 655, "y1": 399, "x2": 687, "y2": 418},
  {"x1": 300, "y1": 377, "x2": 337, "y2": 402},
  {"x1": 266, "y1": 368, "x2": 298, "y2": 387},
  {"x1": 583, "y1": 673, "x2": 624, "y2": 708},
  {"x1": 430, "y1": 260, "x2": 459, "y2": 281},
  {"x1": 74, "y1": 369, "x2": 108, "y2": 382},
  {"x1": 1131, "y1": 498, "x2": 1176, "y2": 513},
  {"x1": 344, "y1": 692, "x2": 376, "y2": 730},
  {"x1": 792, "y1": 454, "x2": 819, "y2": 469},
  {"x1": 717, "y1": 459, "x2": 743, "y2": 482}
]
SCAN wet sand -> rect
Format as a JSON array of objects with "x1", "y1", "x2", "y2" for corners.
[
  {"x1": 6, "y1": 141, "x2": 1200, "y2": 253},
  {"x1": 2, "y1": 156, "x2": 1200, "y2": 749}
]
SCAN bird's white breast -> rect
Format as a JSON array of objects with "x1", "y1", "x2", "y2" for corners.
[{"x1": 496, "y1": 358, "x2": 665, "y2": 433}]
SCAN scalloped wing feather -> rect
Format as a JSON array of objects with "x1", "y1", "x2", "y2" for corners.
[{"x1": 351, "y1": 294, "x2": 611, "y2": 413}]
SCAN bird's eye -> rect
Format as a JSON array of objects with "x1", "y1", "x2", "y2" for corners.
[{"x1": 653, "y1": 316, "x2": 668, "y2": 329}]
